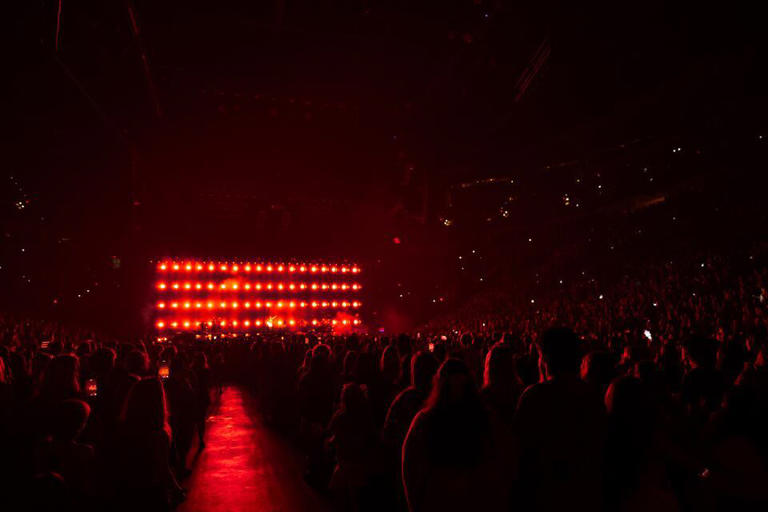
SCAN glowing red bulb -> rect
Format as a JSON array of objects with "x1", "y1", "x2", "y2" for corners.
[
  {"x1": 312, "y1": 319, "x2": 318, "y2": 326},
  {"x1": 255, "y1": 302, "x2": 262, "y2": 308},
  {"x1": 158, "y1": 302, "x2": 166, "y2": 308},
  {"x1": 173, "y1": 264, "x2": 180, "y2": 271},
  {"x1": 321, "y1": 266, "x2": 328, "y2": 272},
  {"x1": 289, "y1": 301, "x2": 296, "y2": 308},
  {"x1": 195, "y1": 302, "x2": 202, "y2": 308},
  {"x1": 207, "y1": 302, "x2": 214, "y2": 309},
  {"x1": 159, "y1": 264, "x2": 167, "y2": 271},
  {"x1": 195, "y1": 283, "x2": 202, "y2": 290},
  {"x1": 183, "y1": 321, "x2": 191, "y2": 328},
  {"x1": 289, "y1": 284, "x2": 295, "y2": 290},
  {"x1": 300, "y1": 266, "x2": 307, "y2": 272},
  {"x1": 232, "y1": 265, "x2": 239, "y2": 272},
  {"x1": 322, "y1": 302, "x2": 329, "y2": 308},
  {"x1": 277, "y1": 265, "x2": 284, "y2": 272},
  {"x1": 232, "y1": 283, "x2": 239, "y2": 290},
  {"x1": 244, "y1": 283, "x2": 251, "y2": 290},
  {"x1": 256, "y1": 265, "x2": 263, "y2": 271},
  {"x1": 196, "y1": 264, "x2": 203, "y2": 271},
  {"x1": 311, "y1": 266, "x2": 318, "y2": 273},
  {"x1": 183, "y1": 302, "x2": 191, "y2": 309},
  {"x1": 220, "y1": 264, "x2": 228, "y2": 271},
  {"x1": 171, "y1": 321, "x2": 178, "y2": 328},
  {"x1": 312, "y1": 301, "x2": 318, "y2": 308},
  {"x1": 311, "y1": 284, "x2": 318, "y2": 290},
  {"x1": 184, "y1": 283, "x2": 191, "y2": 290},
  {"x1": 255, "y1": 284, "x2": 262, "y2": 290},
  {"x1": 208, "y1": 264, "x2": 215, "y2": 271},
  {"x1": 255, "y1": 320, "x2": 262, "y2": 326},
  {"x1": 289, "y1": 266, "x2": 296, "y2": 272},
  {"x1": 300, "y1": 302, "x2": 307, "y2": 308},
  {"x1": 289, "y1": 319, "x2": 296, "y2": 326},
  {"x1": 232, "y1": 302, "x2": 239, "y2": 308},
  {"x1": 331, "y1": 266, "x2": 338, "y2": 273},
  {"x1": 300, "y1": 284, "x2": 307, "y2": 290},
  {"x1": 172, "y1": 283, "x2": 180, "y2": 290},
  {"x1": 266, "y1": 265, "x2": 273, "y2": 272},
  {"x1": 245, "y1": 265, "x2": 251, "y2": 272},
  {"x1": 171, "y1": 302, "x2": 179, "y2": 309},
  {"x1": 244, "y1": 302, "x2": 251, "y2": 308},
  {"x1": 207, "y1": 283, "x2": 214, "y2": 290},
  {"x1": 220, "y1": 302, "x2": 227, "y2": 308},
  {"x1": 185, "y1": 264, "x2": 192, "y2": 271},
  {"x1": 277, "y1": 283, "x2": 284, "y2": 290},
  {"x1": 157, "y1": 321, "x2": 165, "y2": 328},
  {"x1": 244, "y1": 320, "x2": 251, "y2": 327}
]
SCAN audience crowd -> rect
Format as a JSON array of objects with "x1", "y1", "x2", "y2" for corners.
[{"x1": 3, "y1": 245, "x2": 768, "y2": 511}]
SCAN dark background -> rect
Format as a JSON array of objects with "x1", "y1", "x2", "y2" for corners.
[{"x1": 4, "y1": 1, "x2": 767, "y2": 334}]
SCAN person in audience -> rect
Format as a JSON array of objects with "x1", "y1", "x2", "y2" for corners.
[
  {"x1": 515, "y1": 327, "x2": 606, "y2": 512},
  {"x1": 402, "y1": 358, "x2": 505, "y2": 512},
  {"x1": 111, "y1": 377, "x2": 185, "y2": 511}
]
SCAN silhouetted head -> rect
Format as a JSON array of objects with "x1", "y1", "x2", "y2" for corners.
[
  {"x1": 311, "y1": 343, "x2": 331, "y2": 373},
  {"x1": 605, "y1": 375, "x2": 655, "y2": 432},
  {"x1": 427, "y1": 358, "x2": 479, "y2": 411},
  {"x1": 89, "y1": 348, "x2": 116, "y2": 378},
  {"x1": 40, "y1": 354, "x2": 80, "y2": 399},
  {"x1": 380, "y1": 345, "x2": 400, "y2": 381},
  {"x1": 424, "y1": 358, "x2": 489, "y2": 466},
  {"x1": 121, "y1": 377, "x2": 171, "y2": 438},
  {"x1": 411, "y1": 351, "x2": 439, "y2": 391},
  {"x1": 342, "y1": 350, "x2": 358, "y2": 379},
  {"x1": 683, "y1": 336, "x2": 718, "y2": 370},
  {"x1": 340, "y1": 382, "x2": 368, "y2": 414},
  {"x1": 51, "y1": 399, "x2": 90, "y2": 442},
  {"x1": 483, "y1": 342, "x2": 517, "y2": 390},
  {"x1": 538, "y1": 327, "x2": 582, "y2": 379},
  {"x1": 125, "y1": 350, "x2": 149, "y2": 375},
  {"x1": 581, "y1": 350, "x2": 616, "y2": 393}
]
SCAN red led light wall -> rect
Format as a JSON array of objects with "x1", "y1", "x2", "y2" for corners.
[{"x1": 153, "y1": 260, "x2": 362, "y2": 332}]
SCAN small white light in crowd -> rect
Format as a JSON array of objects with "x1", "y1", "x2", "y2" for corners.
[
  {"x1": 653, "y1": 302, "x2": 658, "y2": 307},
  {"x1": 528, "y1": 237, "x2": 533, "y2": 243},
  {"x1": 530, "y1": 299, "x2": 535, "y2": 304},
  {"x1": 559, "y1": 280, "x2": 563, "y2": 284},
  {"x1": 599, "y1": 294, "x2": 604, "y2": 300}
]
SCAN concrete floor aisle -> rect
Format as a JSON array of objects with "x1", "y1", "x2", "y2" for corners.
[{"x1": 178, "y1": 386, "x2": 331, "y2": 512}]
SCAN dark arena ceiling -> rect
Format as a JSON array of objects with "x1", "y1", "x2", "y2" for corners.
[{"x1": 5, "y1": 1, "x2": 767, "y2": 331}]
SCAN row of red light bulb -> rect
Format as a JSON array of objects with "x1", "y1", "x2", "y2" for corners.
[
  {"x1": 158, "y1": 300, "x2": 361, "y2": 310},
  {"x1": 158, "y1": 262, "x2": 360, "y2": 274},
  {"x1": 156, "y1": 318, "x2": 362, "y2": 329},
  {"x1": 157, "y1": 282, "x2": 361, "y2": 291}
]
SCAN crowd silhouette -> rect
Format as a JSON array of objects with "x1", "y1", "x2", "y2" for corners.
[{"x1": 2, "y1": 247, "x2": 768, "y2": 511}]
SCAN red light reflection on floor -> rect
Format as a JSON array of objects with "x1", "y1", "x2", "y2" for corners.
[{"x1": 179, "y1": 387, "x2": 330, "y2": 512}]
